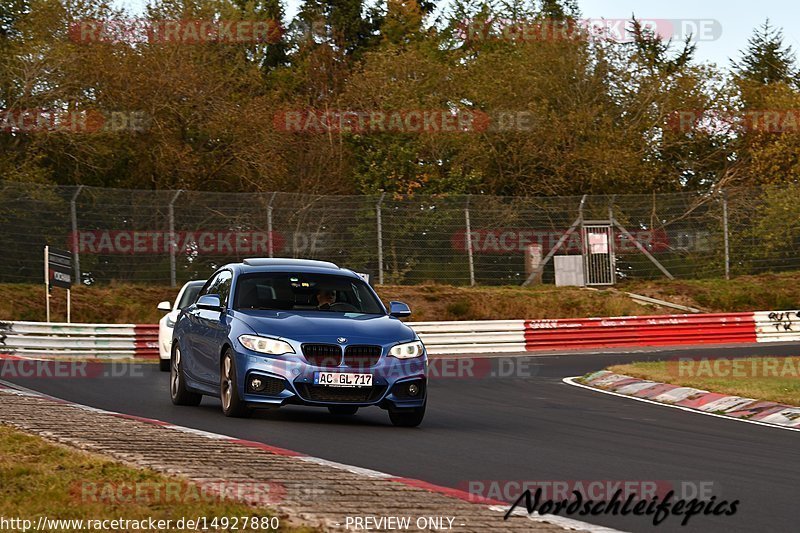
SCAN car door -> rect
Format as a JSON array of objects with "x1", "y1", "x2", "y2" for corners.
[
  {"x1": 183, "y1": 273, "x2": 221, "y2": 383},
  {"x1": 194, "y1": 270, "x2": 233, "y2": 385}
]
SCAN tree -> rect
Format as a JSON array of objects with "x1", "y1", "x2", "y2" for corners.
[
  {"x1": 733, "y1": 20, "x2": 796, "y2": 86},
  {"x1": 380, "y1": 0, "x2": 427, "y2": 45},
  {"x1": 628, "y1": 17, "x2": 696, "y2": 76},
  {"x1": 231, "y1": 0, "x2": 289, "y2": 70},
  {"x1": 731, "y1": 21, "x2": 800, "y2": 187},
  {"x1": 537, "y1": 0, "x2": 579, "y2": 20},
  {"x1": 295, "y1": 0, "x2": 380, "y2": 57}
]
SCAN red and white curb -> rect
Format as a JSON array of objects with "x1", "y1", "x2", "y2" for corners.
[
  {"x1": 0, "y1": 379, "x2": 624, "y2": 533},
  {"x1": 566, "y1": 371, "x2": 800, "y2": 432}
]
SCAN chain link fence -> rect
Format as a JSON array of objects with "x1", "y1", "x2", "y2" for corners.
[{"x1": 1, "y1": 180, "x2": 798, "y2": 286}]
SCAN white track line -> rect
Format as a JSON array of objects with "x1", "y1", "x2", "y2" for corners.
[{"x1": 563, "y1": 377, "x2": 800, "y2": 433}]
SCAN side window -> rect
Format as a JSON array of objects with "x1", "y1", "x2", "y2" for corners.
[
  {"x1": 217, "y1": 271, "x2": 233, "y2": 307},
  {"x1": 200, "y1": 272, "x2": 222, "y2": 298}
]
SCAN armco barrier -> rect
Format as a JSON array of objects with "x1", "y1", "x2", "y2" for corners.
[
  {"x1": 754, "y1": 311, "x2": 800, "y2": 342},
  {"x1": 0, "y1": 321, "x2": 159, "y2": 359},
  {"x1": 1, "y1": 311, "x2": 799, "y2": 359},
  {"x1": 524, "y1": 313, "x2": 758, "y2": 351},
  {"x1": 409, "y1": 320, "x2": 526, "y2": 355}
]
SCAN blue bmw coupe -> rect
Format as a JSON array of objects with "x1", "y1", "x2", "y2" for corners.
[{"x1": 170, "y1": 258, "x2": 427, "y2": 426}]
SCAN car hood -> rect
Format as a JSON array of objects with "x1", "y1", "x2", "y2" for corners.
[{"x1": 233, "y1": 310, "x2": 417, "y2": 344}]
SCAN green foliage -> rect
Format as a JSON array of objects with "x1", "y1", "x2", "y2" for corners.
[
  {"x1": 733, "y1": 19, "x2": 797, "y2": 87},
  {"x1": 1, "y1": 0, "x2": 798, "y2": 199}
]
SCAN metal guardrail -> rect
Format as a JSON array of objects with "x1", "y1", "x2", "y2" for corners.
[
  {"x1": 1, "y1": 312, "x2": 798, "y2": 360},
  {"x1": 753, "y1": 311, "x2": 800, "y2": 342},
  {"x1": 409, "y1": 320, "x2": 526, "y2": 355},
  {"x1": 524, "y1": 313, "x2": 759, "y2": 350},
  {"x1": 0, "y1": 321, "x2": 158, "y2": 359}
]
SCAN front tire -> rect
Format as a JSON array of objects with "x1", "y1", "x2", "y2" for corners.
[
  {"x1": 221, "y1": 349, "x2": 251, "y2": 418},
  {"x1": 159, "y1": 358, "x2": 170, "y2": 372},
  {"x1": 170, "y1": 347, "x2": 202, "y2": 406},
  {"x1": 389, "y1": 401, "x2": 426, "y2": 427}
]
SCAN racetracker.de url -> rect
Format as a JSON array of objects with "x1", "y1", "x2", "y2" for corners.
[{"x1": 0, "y1": 515, "x2": 280, "y2": 531}]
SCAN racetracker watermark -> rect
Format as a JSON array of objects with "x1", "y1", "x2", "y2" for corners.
[
  {"x1": 0, "y1": 361, "x2": 146, "y2": 379},
  {"x1": 427, "y1": 357, "x2": 538, "y2": 380},
  {"x1": 70, "y1": 19, "x2": 283, "y2": 44},
  {"x1": 668, "y1": 357, "x2": 800, "y2": 379},
  {"x1": 74, "y1": 480, "x2": 286, "y2": 506},
  {"x1": 464, "y1": 480, "x2": 719, "y2": 502},
  {"x1": 668, "y1": 110, "x2": 800, "y2": 134},
  {"x1": 0, "y1": 110, "x2": 148, "y2": 133},
  {"x1": 233, "y1": 356, "x2": 535, "y2": 381},
  {"x1": 71, "y1": 230, "x2": 285, "y2": 255},
  {"x1": 456, "y1": 18, "x2": 722, "y2": 43},
  {"x1": 451, "y1": 228, "x2": 672, "y2": 254},
  {"x1": 273, "y1": 110, "x2": 538, "y2": 134}
]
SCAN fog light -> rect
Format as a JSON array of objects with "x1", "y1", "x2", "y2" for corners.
[
  {"x1": 408, "y1": 383, "x2": 419, "y2": 396},
  {"x1": 250, "y1": 378, "x2": 264, "y2": 392}
]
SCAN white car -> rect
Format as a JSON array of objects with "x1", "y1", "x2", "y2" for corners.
[{"x1": 157, "y1": 280, "x2": 205, "y2": 371}]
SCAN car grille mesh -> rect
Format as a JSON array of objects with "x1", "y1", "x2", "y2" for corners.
[
  {"x1": 343, "y1": 345, "x2": 382, "y2": 368},
  {"x1": 301, "y1": 344, "x2": 342, "y2": 367},
  {"x1": 297, "y1": 384, "x2": 387, "y2": 403}
]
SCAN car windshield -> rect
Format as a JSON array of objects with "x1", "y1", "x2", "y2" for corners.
[
  {"x1": 177, "y1": 284, "x2": 203, "y2": 309},
  {"x1": 234, "y1": 272, "x2": 384, "y2": 315}
]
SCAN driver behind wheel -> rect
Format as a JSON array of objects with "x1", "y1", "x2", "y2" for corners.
[{"x1": 316, "y1": 288, "x2": 336, "y2": 310}]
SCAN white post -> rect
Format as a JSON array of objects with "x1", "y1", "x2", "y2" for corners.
[
  {"x1": 67, "y1": 289, "x2": 71, "y2": 323},
  {"x1": 376, "y1": 192, "x2": 386, "y2": 285},
  {"x1": 70, "y1": 185, "x2": 84, "y2": 284},
  {"x1": 465, "y1": 196, "x2": 475, "y2": 286},
  {"x1": 44, "y1": 245, "x2": 50, "y2": 323},
  {"x1": 722, "y1": 190, "x2": 730, "y2": 280},
  {"x1": 168, "y1": 190, "x2": 183, "y2": 288},
  {"x1": 267, "y1": 192, "x2": 277, "y2": 258}
]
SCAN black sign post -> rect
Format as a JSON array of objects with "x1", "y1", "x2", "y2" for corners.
[{"x1": 44, "y1": 246, "x2": 73, "y2": 323}]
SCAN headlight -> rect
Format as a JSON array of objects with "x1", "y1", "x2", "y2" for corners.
[
  {"x1": 238, "y1": 335, "x2": 295, "y2": 355},
  {"x1": 389, "y1": 340, "x2": 424, "y2": 359}
]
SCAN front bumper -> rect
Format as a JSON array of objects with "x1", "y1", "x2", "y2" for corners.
[{"x1": 237, "y1": 349, "x2": 427, "y2": 409}]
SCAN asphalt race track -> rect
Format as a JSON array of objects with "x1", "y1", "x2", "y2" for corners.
[{"x1": 4, "y1": 344, "x2": 799, "y2": 533}]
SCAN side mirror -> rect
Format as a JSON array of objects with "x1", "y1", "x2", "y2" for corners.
[
  {"x1": 197, "y1": 294, "x2": 223, "y2": 311},
  {"x1": 157, "y1": 301, "x2": 171, "y2": 312},
  {"x1": 389, "y1": 301, "x2": 411, "y2": 318}
]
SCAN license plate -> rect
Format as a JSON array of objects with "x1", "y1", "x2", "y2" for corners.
[{"x1": 314, "y1": 372, "x2": 372, "y2": 388}]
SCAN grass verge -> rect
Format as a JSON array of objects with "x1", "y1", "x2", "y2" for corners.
[
  {"x1": 3, "y1": 270, "x2": 800, "y2": 323},
  {"x1": 2, "y1": 282, "x2": 656, "y2": 323},
  {"x1": 0, "y1": 424, "x2": 312, "y2": 532},
  {"x1": 608, "y1": 357, "x2": 800, "y2": 406}
]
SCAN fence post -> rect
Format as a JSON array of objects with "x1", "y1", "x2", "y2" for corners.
[
  {"x1": 267, "y1": 192, "x2": 277, "y2": 258},
  {"x1": 70, "y1": 185, "x2": 84, "y2": 284},
  {"x1": 465, "y1": 195, "x2": 475, "y2": 286},
  {"x1": 376, "y1": 192, "x2": 386, "y2": 285},
  {"x1": 722, "y1": 190, "x2": 730, "y2": 280},
  {"x1": 168, "y1": 190, "x2": 183, "y2": 288},
  {"x1": 608, "y1": 195, "x2": 617, "y2": 285}
]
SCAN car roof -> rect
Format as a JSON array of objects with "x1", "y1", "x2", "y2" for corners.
[
  {"x1": 226, "y1": 258, "x2": 360, "y2": 278},
  {"x1": 241, "y1": 258, "x2": 340, "y2": 269}
]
